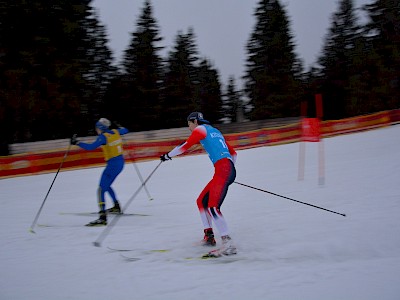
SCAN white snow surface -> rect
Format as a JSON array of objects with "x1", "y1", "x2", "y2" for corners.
[{"x1": 1, "y1": 125, "x2": 400, "y2": 300}]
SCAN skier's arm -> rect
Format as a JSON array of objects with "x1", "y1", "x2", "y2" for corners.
[
  {"x1": 167, "y1": 126, "x2": 206, "y2": 158},
  {"x1": 118, "y1": 127, "x2": 129, "y2": 135},
  {"x1": 77, "y1": 135, "x2": 106, "y2": 150}
]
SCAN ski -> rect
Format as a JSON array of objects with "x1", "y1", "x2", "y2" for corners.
[
  {"x1": 108, "y1": 246, "x2": 170, "y2": 253},
  {"x1": 183, "y1": 253, "x2": 227, "y2": 260},
  {"x1": 120, "y1": 254, "x2": 141, "y2": 261},
  {"x1": 184, "y1": 255, "x2": 216, "y2": 260},
  {"x1": 37, "y1": 223, "x2": 82, "y2": 228},
  {"x1": 115, "y1": 247, "x2": 241, "y2": 263},
  {"x1": 107, "y1": 246, "x2": 134, "y2": 252},
  {"x1": 60, "y1": 212, "x2": 150, "y2": 217},
  {"x1": 108, "y1": 244, "x2": 241, "y2": 262},
  {"x1": 184, "y1": 246, "x2": 243, "y2": 262},
  {"x1": 37, "y1": 223, "x2": 60, "y2": 228},
  {"x1": 117, "y1": 249, "x2": 171, "y2": 262},
  {"x1": 185, "y1": 253, "x2": 242, "y2": 262}
]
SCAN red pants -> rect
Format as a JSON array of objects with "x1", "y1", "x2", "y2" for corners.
[{"x1": 196, "y1": 158, "x2": 236, "y2": 210}]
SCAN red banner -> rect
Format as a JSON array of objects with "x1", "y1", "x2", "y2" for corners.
[{"x1": 0, "y1": 109, "x2": 397, "y2": 178}]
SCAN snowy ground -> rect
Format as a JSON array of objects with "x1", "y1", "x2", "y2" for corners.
[{"x1": 1, "y1": 125, "x2": 399, "y2": 300}]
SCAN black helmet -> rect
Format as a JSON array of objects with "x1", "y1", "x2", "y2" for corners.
[{"x1": 187, "y1": 112, "x2": 210, "y2": 124}]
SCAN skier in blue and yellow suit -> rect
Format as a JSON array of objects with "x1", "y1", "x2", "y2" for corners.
[{"x1": 71, "y1": 118, "x2": 129, "y2": 226}]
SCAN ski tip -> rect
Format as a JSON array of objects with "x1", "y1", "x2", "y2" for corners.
[
  {"x1": 120, "y1": 254, "x2": 141, "y2": 261},
  {"x1": 149, "y1": 197, "x2": 154, "y2": 201},
  {"x1": 184, "y1": 254, "x2": 218, "y2": 260},
  {"x1": 149, "y1": 249, "x2": 170, "y2": 253},
  {"x1": 201, "y1": 254, "x2": 218, "y2": 259},
  {"x1": 93, "y1": 241, "x2": 102, "y2": 247},
  {"x1": 28, "y1": 228, "x2": 36, "y2": 234}
]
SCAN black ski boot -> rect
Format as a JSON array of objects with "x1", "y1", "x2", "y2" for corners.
[
  {"x1": 202, "y1": 228, "x2": 216, "y2": 246},
  {"x1": 85, "y1": 212, "x2": 107, "y2": 226},
  {"x1": 105, "y1": 202, "x2": 122, "y2": 214}
]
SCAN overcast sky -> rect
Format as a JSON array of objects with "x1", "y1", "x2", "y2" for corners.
[{"x1": 92, "y1": 0, "x2": 371, "y2": 87}]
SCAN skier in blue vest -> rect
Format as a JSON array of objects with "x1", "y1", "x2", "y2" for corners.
[
  {"x1": 71, "y1": 118, "x2": 129, "y2": 226},
  {"x1": 160, "y1": 112, "x2": 237, "y2": 257}
]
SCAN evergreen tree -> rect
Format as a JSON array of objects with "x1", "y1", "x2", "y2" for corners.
[
  {"x1": 102, "y1": 73, "x2": 139, "y2": 130},
  {"x1": 122, "y1": 0, "x2": 163, "y2": 130},
  {"x1": 196, "y1": 58, "x2": 222, "y2": 124},
  {"x1": 244, "y1": 0, "x2": 302, "y2": 120},
  {"x1": 223, "y1": 76, "x2": 242, "y2": 123},
  {"x1": 84, "y1": 7, "x2": 118, "y2": 130},
  {"x1": 343, "y1": 32, "x2": 379, "y2": 116},
  {"x1": 363, "y1": 0, "x2": 400, "y2": 111},
  {"x1": 0, "y1": 0, "x2": 95, "y2": 142},
  {"x1": 316, "y1": 0, "x2": 362, "y2": 119},
  {"x1": 162, "y1": 28, "x2": 199, "y2": 128}
]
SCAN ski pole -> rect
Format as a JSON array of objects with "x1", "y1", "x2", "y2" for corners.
[
  {"x1": 234, "y1": 181, "x2": 346, "y2": 217},
  {"x1": 29, "y1": 140, "x2": 73, "y2": 233},
  {"x1": 93, "y1": 160, "x2": 162, "y2": 247},
  {"x1": 121, "y1": 136, "x2": 153, "y2": 201},
  {"x1": 133, "y1": 162, "x2": 154, "y2": 200}
]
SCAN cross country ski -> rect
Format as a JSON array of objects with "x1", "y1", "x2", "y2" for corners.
[{"x1": 60, "y1": 212, "x2": 150, "y2": 217}]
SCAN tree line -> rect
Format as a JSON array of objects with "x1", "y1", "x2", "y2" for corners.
[{"x1": 0, "y1": 0, "x2": 399, "y2": 154}]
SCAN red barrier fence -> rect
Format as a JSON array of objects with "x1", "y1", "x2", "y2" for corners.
[{"x1": 1, "y1": 109, "x2": 399, "y2": 178}]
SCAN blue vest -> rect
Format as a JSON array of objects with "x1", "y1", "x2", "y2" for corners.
[{"x1": 200, "y1": 125, "x2": 232, "y2": 164}]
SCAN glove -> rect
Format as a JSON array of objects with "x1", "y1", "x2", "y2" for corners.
[
  {"x1": 70, "y1": 134, "x2": 79, "y2": 145},
  {"x1": 113, "y1": 121, "x2": 123, "y2": 128},
  {"x1": 160, "y1": 153, "x2": 172, "y2": 162}
]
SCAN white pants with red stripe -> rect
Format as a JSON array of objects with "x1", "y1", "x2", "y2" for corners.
[{"x1": 199, "y1": 207, "x2": 229, "y2": 236}]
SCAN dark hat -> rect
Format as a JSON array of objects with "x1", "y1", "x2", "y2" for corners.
[{"x1": 187, "y1": 112, "x2": 210, "y2": 124}]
